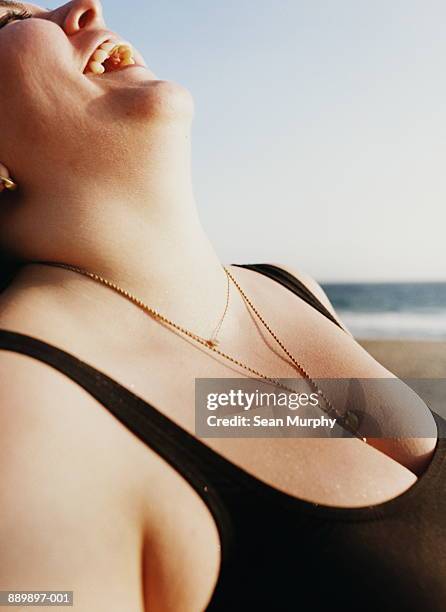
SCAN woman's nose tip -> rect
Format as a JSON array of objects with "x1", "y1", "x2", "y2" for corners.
[{"x1": 63, "y1": 0, "x2": 105, "y2": 35}]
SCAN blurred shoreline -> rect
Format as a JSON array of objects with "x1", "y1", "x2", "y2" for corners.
[
  {"x1": 359, "y1": 339, "x2": 446, "y2": 419},
  {"x1": 323, "y1": 282, "x2": 446, "y2": 341}
]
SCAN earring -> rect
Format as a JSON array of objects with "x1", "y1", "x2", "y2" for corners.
[{"x1": 0, "y1": 175, "x2": 17, "y2": 191}]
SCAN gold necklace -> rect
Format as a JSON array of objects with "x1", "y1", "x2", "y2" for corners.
[
  {"x1": 207, "y1": 270, "x2": 230, "y2": 348},
  {"x1": 34, "y1": 260, "x2": 365, "y2": 441}
]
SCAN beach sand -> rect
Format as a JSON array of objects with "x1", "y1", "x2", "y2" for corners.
[{"x1": 359, "y1": 339, "x2": 446, "y2": 418}]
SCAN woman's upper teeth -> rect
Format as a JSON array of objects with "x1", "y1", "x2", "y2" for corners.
[{"x1": 85, "y1": 40, "x2": 135, "y2": 75}]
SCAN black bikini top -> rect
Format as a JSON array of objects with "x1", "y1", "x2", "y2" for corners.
[{"x1": 0, "y1": 263, "x2": 445, "y2": 612}]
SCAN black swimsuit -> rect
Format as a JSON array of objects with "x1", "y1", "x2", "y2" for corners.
[{"x1": 0, "y1": 263, "x2": 445, "y2": 612}]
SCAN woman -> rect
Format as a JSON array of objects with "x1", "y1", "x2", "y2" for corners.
[{"x1": 0, "y1": 1, "x2": 444, "y2": 610}]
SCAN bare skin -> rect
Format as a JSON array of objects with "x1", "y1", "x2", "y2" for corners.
[{"x1": 0, "y1": 1, "x2": 438, "y2": 610}]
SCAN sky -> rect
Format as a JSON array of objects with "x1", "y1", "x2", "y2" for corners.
[{"x1": 54, "y1": 0, "x2": 446, "y2": 281}]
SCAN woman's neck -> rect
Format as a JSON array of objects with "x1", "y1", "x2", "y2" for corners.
[
  {"x1": 2, "y1": 123, "x2": 232, "y2": 338},
  {"x1": 12, "y1": 203, "x2": 230, "y2": 341}
]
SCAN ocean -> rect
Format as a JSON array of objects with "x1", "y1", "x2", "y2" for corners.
[{"x1": 321, "y1": 282, "x2": 446, "y2": 341}]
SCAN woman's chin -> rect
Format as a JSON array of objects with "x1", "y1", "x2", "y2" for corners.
[{"x1": 122, "y1": 78, "x2": 195, "y2": 123}]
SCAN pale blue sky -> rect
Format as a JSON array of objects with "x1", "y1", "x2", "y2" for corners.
[{"x1": 60, "y1": 1, "x2": 446, "y2": 281}]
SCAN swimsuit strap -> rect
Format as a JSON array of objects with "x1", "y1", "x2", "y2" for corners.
[{"x1": 232, "y1": 263, "x2": 344, "y2": 330}]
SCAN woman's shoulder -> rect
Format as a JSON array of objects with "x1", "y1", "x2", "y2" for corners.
[
  {"x1": 230, "y1": 261, "x2": 438, "y2": 474},
  {"x1": 237, "y1": 261, "x2": 352, "y2": 334}
]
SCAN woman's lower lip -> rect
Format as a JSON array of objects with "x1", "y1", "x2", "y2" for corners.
[
  {"x1": 103, "y1": 63, "x2": 147, "y2": 74},
  {"x1": 84, "y1": 63, "x2": 141, "y2": 75},
  {"x1": 84, "y1": 63, "x2": 152, "y2": 78}
]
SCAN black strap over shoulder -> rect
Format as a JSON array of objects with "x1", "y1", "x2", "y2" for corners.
[{"x1": 232, "y1": 263, "x2": 344, "y2": 331}]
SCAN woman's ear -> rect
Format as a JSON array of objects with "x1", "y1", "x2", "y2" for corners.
[{"x1": 0, "y1": 162, "x2": 17, "y2": 192}]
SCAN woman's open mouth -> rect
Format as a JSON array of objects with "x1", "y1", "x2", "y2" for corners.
[{"x1": 84, "y1": 40, "x2": 136, "y2": 75}]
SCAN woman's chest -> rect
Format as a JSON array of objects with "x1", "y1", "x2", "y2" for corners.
[{"x1": 99, "y1": 296, "x2": 437, "y2": 476}]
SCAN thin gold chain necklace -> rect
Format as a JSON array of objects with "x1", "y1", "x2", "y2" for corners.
[
  {"x1": 34, "y1": 260, "x2": 365, "y2": 441},
  {"x1": 208, "y1": 270, "x2": 230, "y2": 348}
]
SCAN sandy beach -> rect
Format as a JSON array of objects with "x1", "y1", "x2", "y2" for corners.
[{"x1": 359, "y1": 339, "x2": 446, "y2": 419}]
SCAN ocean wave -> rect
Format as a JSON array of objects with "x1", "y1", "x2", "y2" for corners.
[{"x1": 338, "y1": 309, "x2": 446, "y2": 340}]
